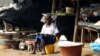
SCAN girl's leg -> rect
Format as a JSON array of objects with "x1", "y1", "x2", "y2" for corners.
[
  {"x1": 40, "y1": 34, "x2": 46, "y2": 55},
  {"x1": 38, "y1": 43, "x2": 42, "y2": 51},
  {"x1": 41, "y1": 39, "x2": 46, "y2": 55},
  {"x1": 31, "y1": 34, "x2": 40, "y2": 54},
  {"x1": 31, "y1": 42, "x2": 37, "y2": 54}
]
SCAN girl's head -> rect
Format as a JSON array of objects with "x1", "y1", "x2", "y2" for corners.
[
  {"x1": 41, "y1": 13, "x2": 53, "y2": 24},
  {"x1": 45, "y1": 15, "x2": 52, "y2": 25}
]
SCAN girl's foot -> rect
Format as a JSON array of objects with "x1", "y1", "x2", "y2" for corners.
[
  {"x1": 30, "y1": 52, "x2": 36, "y2": 54},
  {"x1": 41, "y1": 52, "x2": 46, "y2": 55}
]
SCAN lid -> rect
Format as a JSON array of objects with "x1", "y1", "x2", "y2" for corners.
[{"x1": 58, "y1": 41, "x2": 83, "y2": 47}]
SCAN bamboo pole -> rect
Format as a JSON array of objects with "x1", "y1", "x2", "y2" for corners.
[{"x1": 73, "y1": 0, "x2": 80, "y2": 42}]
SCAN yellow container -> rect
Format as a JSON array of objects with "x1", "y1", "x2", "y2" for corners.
[
  {"x1": 56, "y1": 36, "x2": 59, "y2": 42},
  {"x1": 45, "y1": 44, "x2": 54, "y2": 54},
  {"x1": 65, "y1": 7, "x2": 74, "y2": 15}
]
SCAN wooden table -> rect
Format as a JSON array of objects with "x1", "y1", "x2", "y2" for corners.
[{"x1": 78, "y1": 21, "x2": 100, "y2": 42}]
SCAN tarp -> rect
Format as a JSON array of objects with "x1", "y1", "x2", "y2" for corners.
[{"x1": 0, "y1": 0, "x2": 52, "y2": 31}]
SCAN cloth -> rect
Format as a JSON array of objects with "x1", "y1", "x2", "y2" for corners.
[
  {"x1": 41, "y1": 15, "x2": 46, "y2": 23},
  {"x1": 42, "y1": 35, "x2": 56, "y2": 45},
  {"x1": 41, "y1": 13, "x2": 52, "y2": 23},
  {"x1": 35, "y1": 34, "x2": 56, "y2": 45},
  {"x1": 35, "y1": 34, "x2": 42, "y2": 43},
  {"x1": 41, "y1": 13, "x2": 57, "y2": 23},
  {"x1": 41, "y1": 23, "x2": 59, "y2": 35}
]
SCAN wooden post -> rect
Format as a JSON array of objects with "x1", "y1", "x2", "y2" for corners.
[
  {"x1": 73, "y1": 0, "x2": 80, "y2": 42},
  {"x1": 98, "y1": 31, "x2": 100, "y2": 38},
  {"x1": 81, "y1": 28, "x2": 84, "y2": 43},
  {"x1": 3, "y1": 21, "x2": 8, "y2": 31},
  {"x1": 51, "y1": 0, "x2": 56, "y2": 13}
]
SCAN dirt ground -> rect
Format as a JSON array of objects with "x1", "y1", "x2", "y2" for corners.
[{"x1": 0, "y1": 43, "x2": 96, "y2": 56}]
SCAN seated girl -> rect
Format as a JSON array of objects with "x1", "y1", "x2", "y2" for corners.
[{"x1": 31, "y1": 13, "x2": 59, "y2": 54}]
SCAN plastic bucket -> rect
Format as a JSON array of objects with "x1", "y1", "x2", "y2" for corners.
[
  {"x1": 45, "y1": 44, "x2": 54, "y2": 54},
  {"x1": 58, "y1": 41, "x2": 83, "y2": 56},
  {"x1": 60, "y1": 45, "x2": 83, "y2": 56}
]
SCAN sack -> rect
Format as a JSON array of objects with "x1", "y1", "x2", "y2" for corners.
[
  {"x1": 90, "y1": 43, "x2": 100, "y2": 51},
  {"x1": 95, "y1": 38, "x2": 100, "y2": 43},
  {"x1": 90, "y1": 38, "x2": 100, "y2": 51}
]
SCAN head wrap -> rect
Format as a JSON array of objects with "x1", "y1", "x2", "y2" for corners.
[{"x1": 41, "y1": 13, "x2": 57, "y2": 23}]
